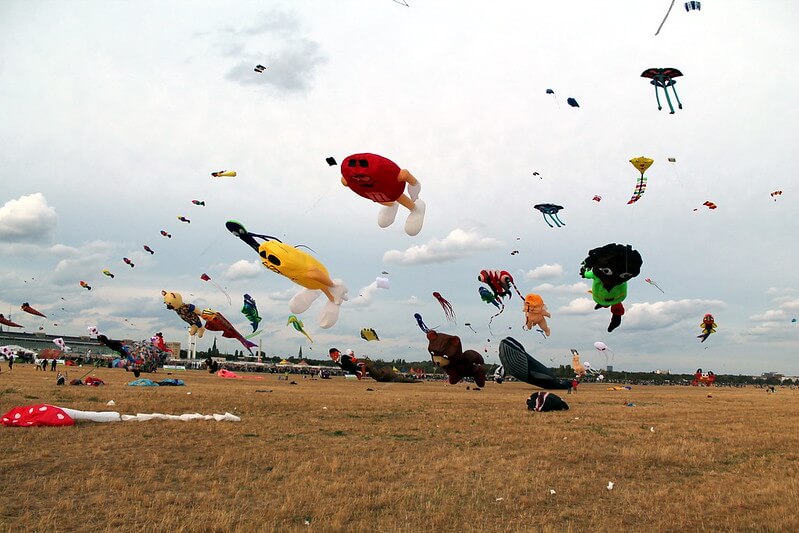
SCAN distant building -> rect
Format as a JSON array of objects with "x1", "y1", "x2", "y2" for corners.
[
  {"x1": 761, "y1": 372, "x2": 784, "y2": 380},
  {"x1": 655, "y1": 369, "x2": 671, "y2": 375},
  {"x1": 165, "y1": 342, "x2": 181, "y2": 356},
  {"x1": 607, "y1": 365, "x2": 613, "y2": 373}
]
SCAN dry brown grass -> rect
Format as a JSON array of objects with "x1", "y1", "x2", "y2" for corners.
[{"x1": 1, "y1": 364, "x2": 798, "y2": 532}]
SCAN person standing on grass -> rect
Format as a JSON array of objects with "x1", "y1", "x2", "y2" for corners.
[
  {"x1": 7, "y1": 355, "x2": 13, "y2": 371},
  {"x1": 571, "y1": 378, "x2": 578, "y2": 393},
  {"x1": 51, "y1": 358, "x2": 57, "y2": 371}
]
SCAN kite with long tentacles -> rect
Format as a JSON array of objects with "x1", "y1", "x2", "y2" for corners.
[
  {"x1": 287, "y1": 315, "x2": 313, "y2": 343},
  {"x1": 627, "y1": 157, "x2": 654, "y2": 205},
  {"x1": 21, "y1": 303, "x2": 46, "y2": 318},
  {"x1": 200, "y1": 273, "x2": 232, "y2": 306},
  {"x1": 241, "y1": 294, "x2": 261, "y2": 334},
  {"x1": 594, "y1": 341, "x2": 615, "y2": 365},
  {"x1": 645, "y1": 278, "x2": 665, "y2": 293},
  {"x1": 478, "y1": 269, "x2": 524, "y2": 334},
  {"x1": 433, "y1": 292, "x2": 456, "y2": 323},
  {"x1": 479, "y1": 287, "x2": 501, "y2": 309},
  {"x1": 226, "y1": 220, "x2": 347, "y2": 328},
  {"x1": 414, "y1": 313, "x2": 429, "y2": 333},
  {"x1": 641, "y1": 68, "x2": 684, "y2": 114},
  {"x1": 533, "y1": 204, "x2": 565, "y2": 228}
]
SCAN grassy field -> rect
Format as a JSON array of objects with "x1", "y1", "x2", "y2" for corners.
[{"x1": 1, "y1": 363, "x2": 798, "y2": 533}]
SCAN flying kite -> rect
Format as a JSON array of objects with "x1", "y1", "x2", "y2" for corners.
[
  {"x1": 479, "y1": 270, "x2": 524, "y2": 333},
  {"x1": 533, "y1": 204, "x2": 566, "y2": 228},
  {"x1": 464, "y1": 323, "x2": 477, "y2": 333},
  {"x1": 328, "y1": 348, "x2": 367, "y2": 379},
  {"x1": 143, "y1": 245, "x2": 155, "y2": 254},
  {"x1": 628, "y1": 157, "x2": 654, "y2": 205},
  {"x1": 102, "y1": 269, "x2": 114, "y2": 279},
  {"x1": 545, "y1": 89, "x2": 559, "y2": 108},
  {"x1": 97, "y1": 334, "x2": 131, "y2": 358},
  {"x1": 375, "y1": 276, "x2": 390, "y2": 289},
  {"x1": 287, "y1": 315, "x2": 313, "y2": 343},
  {"x1": 641, "y1": 68, "x2": 684, "y2": 114},
  {"x1": 339, "y1": 153, "x2": 426, "y2": 236},
  {"x1": 571, "y1": 349, "x2": 586, "y2": 378},
  {"x1": 771, "y1": 191, "x2": 783, "y2": 201},
  {"x1": 254, "y1": 64, "x2": 265, "y2": 73},
  {"x1": 192, "y1": 200, "x2": 205, "y2": 206},
  {"x1": 592, "y1": 195, "x2": 602, "y2": 202},
  {"x1": 151, "y1": 332, "x2": 172, "y2": 353},
  {"x1": 123, "y1": 258, "x2": 134, "y2": 268},
  {"x1": 692, "y1": 369, "x2": 715, "y2": 386},
  {"x1": 360, "y1": 328, "x2": 380, "y2": 341},
  {"x1": 645, "y1": 277, "x2": 665, "y2": 293},
  {"x1": 241, "y1": 294, "x2": 261, "y2": 334},
  {"x1": 160, "y1": 231, "x2": 172, "y2": 238},
  {"x1": 425, "y1": 329, "x2": 486, "y2": 387},
  {"x1": 87, "y1": 326, "x2": 99, "y2": 336},
  {"x1": 498, "y1": 337, "x2": 572, "y2": 389},
  {"x1": 523, "y1": 294, "x2": 551, "y2": 336},
  {"x1": 511, "y1": 250, "x2": 519, "y2": 255},
  {"x1": 211, "y1": 170, "x2": 237, "y2": 178},
  {"x1": 200, "y1": 273, "x2": 232, "y2": 306},
  {"x1": 201, "y1": 309, "x2": 257, "y2": 354},
  {"x1": 52, "y1": 338, "x2": 69, "y2": 352},
  {"x1": 566, "y1": 97, "x2": 579, "y2": 108},
  {"x1": 694, "y1": 201, "x2": 717, "y2": 211},
  {"x1": 226, "y1": 220, "x2": 347, "y2": 328},
  {"x1": 433, "y1": 292, "x2": 456, "y2": 323},
  {"x1": 594, "y1": 341, "x2": 615, "y2": 364},
  {"x1": 162, "y1": 291, "x2": 205, "y2": 338},
  {"x1": 177, "y1": 216, "x2": 191, "y2": 223},
  {"x1": 21, "y1": 303, "x2": 46, "y2": 318},
  {"x1": 532, "y1": 172, "x2": 541, "y2": 179},
  {"x1": 580, "y1": 243, "x2": 643, "y2": 332},
  {"x1": 0, "y1": 315, "x2": 23, "y2": 328},
  {"x1": 685, "y1": 1, "x2": 700, "y2": 12},
  {"x1": 80, "y1": 281, "x2": 92, "y2": 291},
  {"x1": 698, "y1": 314, "x2": 717, "y2": 342},
  {"x1": 392, "y1": 0, "x2": 410, "y2": 6}
]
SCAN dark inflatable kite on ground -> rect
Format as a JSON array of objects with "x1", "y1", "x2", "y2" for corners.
[
  {"x1": 527, "y1": 391, "x2": 569, "y2": 412},
  {"x1": 498, "y1": 337, "x2": 572, "y2": 389}
]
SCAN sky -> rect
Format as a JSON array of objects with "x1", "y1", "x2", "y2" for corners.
[{"x1": 1, "y1": 1, "x2": 798, "y2": 374}]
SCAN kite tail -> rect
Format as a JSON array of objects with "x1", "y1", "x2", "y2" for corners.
[
  {"x1": 654, "y1": 85, "x2": 662, "y2": 111},
  {"x1": 655, "y1": 0, "x2": 676, "y2": 36},
  {"x1": 509, "y1": 281, "x2": 525, "y2": 301},
  {"x1": 541, "y1": 213, "x2": 554, "y2": 228},
  {"x1": 552, "y1": 213, "x2": 566, "y2": 227},
  {"x1": 487, "y1": 303, "x2": 505, "y2": 336}
]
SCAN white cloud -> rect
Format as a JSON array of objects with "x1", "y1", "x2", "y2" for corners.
[
  {"x1": 780, "y1": 299, "x2": 799, "y2": 313},
  {"x1": 268, "y1": 288, "x2": 297, "y2": 301},
  {"x1": 533, "y1": 281, "x2": 589, "y2": 294},
  {"x1": 750, "y1": 309, "x2": 787, "y2": 321},
  {"x1": 224, "y1": 260, "x2": 262, "y2": 281},
  {"x1": 348, "y1": 282, "x2": 380, "y2": 308},
  {"x1": 557, "y1": 298, "x2": 597, "y2": 315},
  {"x1": 0, "y1": 193, "x2": 57, "y2": 243},
  {"x1": 524, "y1": 264, "x2": 563, "y2": 281},
  {"x1": 623, "y1": 299, "x2": 725, "y2": 331},
  {"x1": 383, "y1": 228, "x2": 502, "y2": 265}
]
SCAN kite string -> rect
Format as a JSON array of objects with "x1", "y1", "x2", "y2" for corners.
[{"x1": 654, "y1": 0, "x2": 676, "y2": 36}]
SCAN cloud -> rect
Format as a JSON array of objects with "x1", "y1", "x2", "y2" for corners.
[
  {"x1": 557, "y1": 298, "x2": 597, "y2": 315},
  {"x1": 268, "y1": 288, "x2": 296, "y2": 301},
  {"x1": 403, "y1": 296, "x2": 419, "y2": 305},
  {"x1": 224, "y1": 260, "x2": 262, "y2": 281},
  {"x1": 0, "y1": 193, "x2": 57, "y2": 243},
  {"x1": 780, "y1": 298, "x2": 799, "y2": 313},
  {"x1": 348, "y1": 282, "x2": 380, "y2": 308},
  {"x1": 750, "y1": 309, "x2": 788, "y2": 321},
  {"x1": 524, "y1": 264, "x2": 563, "y2": 281},
  {"x1": 383, "y1": 228, "x2": 502, "y2": 265},
  {"x1": 223, "y1": 11, "x2": 326, "y2": 93},
  {"x1": 623, "y1": 299, "x2": 725, "y2": 331},
  {"x1": 532, "y1": 281, "x2": 589, "y2": 294}
]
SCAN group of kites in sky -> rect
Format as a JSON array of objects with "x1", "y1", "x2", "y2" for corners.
[{"x1": 6, "y1": 1, "x2": 795, "y2": 393}]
